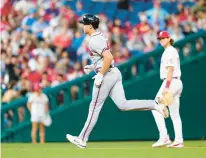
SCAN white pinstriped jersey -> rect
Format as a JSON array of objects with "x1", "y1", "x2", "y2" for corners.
[
  {"x1": 160, "y1": 46, "x2": 181, "y2": 79},
  {"x1": 88, "y1": 31, "x2": 114, "y2": 70}
]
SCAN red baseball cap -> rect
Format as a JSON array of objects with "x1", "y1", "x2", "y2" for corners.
[{"x1": 157, "y1": 31, "x2": 170, "y2": 39}]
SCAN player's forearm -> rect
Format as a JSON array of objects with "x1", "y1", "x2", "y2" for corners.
[
  {"x1": 166, "y1": 66, "x2": 174, "y2": 81},
  {"x1": 100, "y1": 54, "x2": 113, "y2": 75},
  {"x1": 165, "y1": 66, "x2": 174, "y2": 88}
]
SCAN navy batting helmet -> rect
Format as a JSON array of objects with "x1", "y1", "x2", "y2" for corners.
[{"x1": 79, "y1": 13, "x2": 100, "y2": 29}]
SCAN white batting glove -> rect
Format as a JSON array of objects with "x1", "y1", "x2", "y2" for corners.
[
  {"x1": 92, "y1": 72, "x2": 103, "y2": 87},
  {"x1": 84, "y1": 64, "x2": 94, "y2": 74}
]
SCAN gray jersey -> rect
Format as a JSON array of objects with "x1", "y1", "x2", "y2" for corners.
[{"x1": 88, "y1": 31, "x2": 114, "y2": 71}]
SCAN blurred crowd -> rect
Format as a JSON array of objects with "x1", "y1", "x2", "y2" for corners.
[{"x1": 1, "y1": 0, "x2": 206, "y2": 106}]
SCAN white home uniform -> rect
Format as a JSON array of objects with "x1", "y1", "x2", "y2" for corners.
[
  {"x1": 152, "y1": 46, "x2": 183, "y2": 143},
  {"x1": 78, "y1": 31, "x2": 160, "y2": 143},
  {"x1": 28, "y1": 93, "x2": 49, "y2": 123}
]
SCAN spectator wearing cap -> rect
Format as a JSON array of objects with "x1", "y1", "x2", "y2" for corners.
[{"x1": 27, "y1": 83, "x2": 49, "y2": 144}]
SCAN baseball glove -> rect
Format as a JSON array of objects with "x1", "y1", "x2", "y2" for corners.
[{"x1": 157, "y1": 92, "x2": 174, "y2": 106}]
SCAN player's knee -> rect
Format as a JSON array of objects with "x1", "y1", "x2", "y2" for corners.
[
  {"x1": 89, "y1": 100, "x2": 104, "y2": 112},
  {"x1": 170, "y1": 113, "x2": 181, "y2": 121},
  {"x1": 116, "y1": 100, "x2": 127, "y2": 111}
]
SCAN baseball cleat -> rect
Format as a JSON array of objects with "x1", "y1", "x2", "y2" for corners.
[
  {"x1": 66, "y1": 134, "x2": 86, "y2": 148},
  {"x1": 152, "y1": 138, "x2": 172, "y2": 147},
  {"x1": 167, "y1": 142, "x2": 184, "y2": 148}
]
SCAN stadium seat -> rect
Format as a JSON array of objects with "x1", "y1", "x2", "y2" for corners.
[
  {"x1": 104, "y1": 10, "x2": 116, "y2": 20},
  {"x1": 90, "y1": 2, "x2": 105, "y2": 14},
  {"x1": 115, "y1": 9, "x2": 129, "y2": 23},
  {"x1": 104, "y1": 1, "x2": 117, "y2": 11},
  {"x1": 183, "y1": 1, "x2": 195, "y2": 7},
  {"x1": 64, "y1": 0, "x2": 76, "y2": 10},
  {"x1": 128, "y1": 11, "x2": 140, "y2": 25},
  {"x1": 131, "y1": 1, "x2": 145, "y2": 12},
  {"x1": 82, "y1": 0, "x2": 93, "y2": 10},
  {"x1": 143, "y1": 1, "x2": 153, "y2": 11},
  {"x1": 161, "y1": 2, "x2": 171, "y2": 11}
]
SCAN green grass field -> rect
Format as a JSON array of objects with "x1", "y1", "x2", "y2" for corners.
[{"x1": 2, "y1": 141, "x2": 206, "y2": 158}]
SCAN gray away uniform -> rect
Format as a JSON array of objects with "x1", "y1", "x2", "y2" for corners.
[{"x1": 78, "y1": 31, "x2": 156, "y2": 142}]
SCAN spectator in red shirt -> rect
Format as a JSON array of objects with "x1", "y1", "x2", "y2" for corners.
[
  {"x1": 53, "y1": 20, "x2": 73, "y2": 49},
  {"x1": 136, "y1": 13, "x2": 151, "y2": 35},
  {"x1": 24, "y1": 67, "x2": 42, "y2": 84}
]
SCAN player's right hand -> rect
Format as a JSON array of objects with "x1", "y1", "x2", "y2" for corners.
[{"x1": 84, "y1": 64, "x2": 94, "y2": 74}]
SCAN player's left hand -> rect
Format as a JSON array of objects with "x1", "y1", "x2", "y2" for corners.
[
  {"x1": 92, "y1": 73, "x2": 103, "y2": 87},
  {"x1": 158, "y1": 88, "x2": 174, "y2": 106}
]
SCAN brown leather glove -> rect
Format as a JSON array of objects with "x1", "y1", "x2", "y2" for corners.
[{"x1": 157, "y1": 92, "x2": 174, "y2": 106}]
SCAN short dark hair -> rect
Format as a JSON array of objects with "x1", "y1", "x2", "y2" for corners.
[{"x1": 92, "y1": 22, "x2": 99, "y2": 30}]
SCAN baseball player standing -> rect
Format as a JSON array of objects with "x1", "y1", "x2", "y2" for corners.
[
  {"x1": 66, "y1": 14, "x2": 168, "y2": 148},
  {"x1": 151, "y1": 31, "x2": 184, "y2": 148}
]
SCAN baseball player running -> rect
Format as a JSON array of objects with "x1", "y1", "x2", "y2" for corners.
[
  {"x1": 151, "y1": 31, "x2": 184, "y2": 148},
  {"x1": 66, "y1": 14, "x2": 168, "y2": 148}
]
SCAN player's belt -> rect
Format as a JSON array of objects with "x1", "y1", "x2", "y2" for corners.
[{"x1": 163, "y1": 77, "x2": 180, "y2": 80}]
